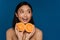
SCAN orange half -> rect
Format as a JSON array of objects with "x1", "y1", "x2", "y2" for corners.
[
  {"x1": 16, "y1": 22, "x2": 25, "y2": 31},
  {"x1": 26, "y1": 23, "x2": 34, "y2": 32}
]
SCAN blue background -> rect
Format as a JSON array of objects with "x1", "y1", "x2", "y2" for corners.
[{"x1": 0, "y1": 0, "x2": 60, "y2": 40}]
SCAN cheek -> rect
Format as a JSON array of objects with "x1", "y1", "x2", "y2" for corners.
[
  {"x1": 27, "y1": 14, "x2": 32, "y2": 18},
  {"x1": 18, "y1": 11, "x2": 24, "y2": 18},
  {"x1": 18, "y1": 13, "x2": 24, "y2": 18}
]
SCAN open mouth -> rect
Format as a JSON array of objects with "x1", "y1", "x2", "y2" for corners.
[{"x1": 22, "y1": 18, "x2": 28, "y2": 22}]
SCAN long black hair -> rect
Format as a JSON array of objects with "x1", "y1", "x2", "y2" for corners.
[{"x1": 12, "y1": 1, "x2": 34, "y2": 29}]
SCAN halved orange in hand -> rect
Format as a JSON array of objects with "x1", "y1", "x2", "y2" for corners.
[
  {"x1": 25, "y1": 23, "x2": 34, "y2": 32},
  {"x1": 16, "y1": 22, "x2": 25, "y2": 32}
]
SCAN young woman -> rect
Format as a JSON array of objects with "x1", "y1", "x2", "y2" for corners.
[{"x1": 6, "y1": 1, "x2": 42, "y2": 40}]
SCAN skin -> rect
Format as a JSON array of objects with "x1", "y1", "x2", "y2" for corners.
[{"x1": 6, "y1": 5, "x2": 42, "y2": 40}]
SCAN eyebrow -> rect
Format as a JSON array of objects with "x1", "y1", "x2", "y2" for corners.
[
  {"x1": 27, "y1": 9, "x2": 31, "y2": 11},
  {"x1": 19, "y1": 8, "x2": 31, "y2": 11}
]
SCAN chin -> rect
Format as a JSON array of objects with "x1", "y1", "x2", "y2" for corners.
[
  {"x1": 23, "y1": 22, "x2": 27, "y2": 23},
  {"x1": 23, "y1": 21, "x2": 29, "y2": 24}
]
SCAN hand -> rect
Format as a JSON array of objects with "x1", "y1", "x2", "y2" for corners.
[
  {"x1": 15, "y1": 26, "x2": 24, "y2": 40},
  {"x1": 25, "y1": 26, "x2": 35, "y2": 40}
]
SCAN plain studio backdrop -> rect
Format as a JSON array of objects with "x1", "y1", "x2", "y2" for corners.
[{"x1": 0, "y1": 0, "x2": 60, "y2": 40}]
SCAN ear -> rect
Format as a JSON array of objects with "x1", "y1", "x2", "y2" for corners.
[{"x1": 15, "y1": 13, "x2": 18, "y2": 17}]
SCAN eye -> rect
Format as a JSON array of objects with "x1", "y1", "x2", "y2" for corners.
[
  {"x1": 19, "y1": 9, "x2": 24, "y2": 13},
  {"x1": 20, "y1": 10, "x2": 24, "y2": 13},
  {"x1": 28, "y1": 11, "x2": 31, "y2": 13}
]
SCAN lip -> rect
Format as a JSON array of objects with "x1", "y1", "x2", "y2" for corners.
[{"x1": 22, "y1": 18, "x2": 28, "y2": 22}]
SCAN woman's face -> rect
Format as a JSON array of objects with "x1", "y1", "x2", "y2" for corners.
[{"x1": 16, "y1": 5, "x2": 32, "y2": 24}]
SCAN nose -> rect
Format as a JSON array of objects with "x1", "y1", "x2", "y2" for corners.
[{"x1": 24, "y1": 13, "x2": 27, "y2": 17}]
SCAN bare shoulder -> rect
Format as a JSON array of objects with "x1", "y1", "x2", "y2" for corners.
[
  {"x1": 35, "y1": 28, "x2": 42, "y2": 34},
  {"x1": 35, "y1": 28, "x2": 43, "y2": 40},
  {"x1": 35, "y1": 28, "x2": 43, "y2": 36},
  {"x1": 6, "y1": 28, "x2": 14, "y2": 36}
]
